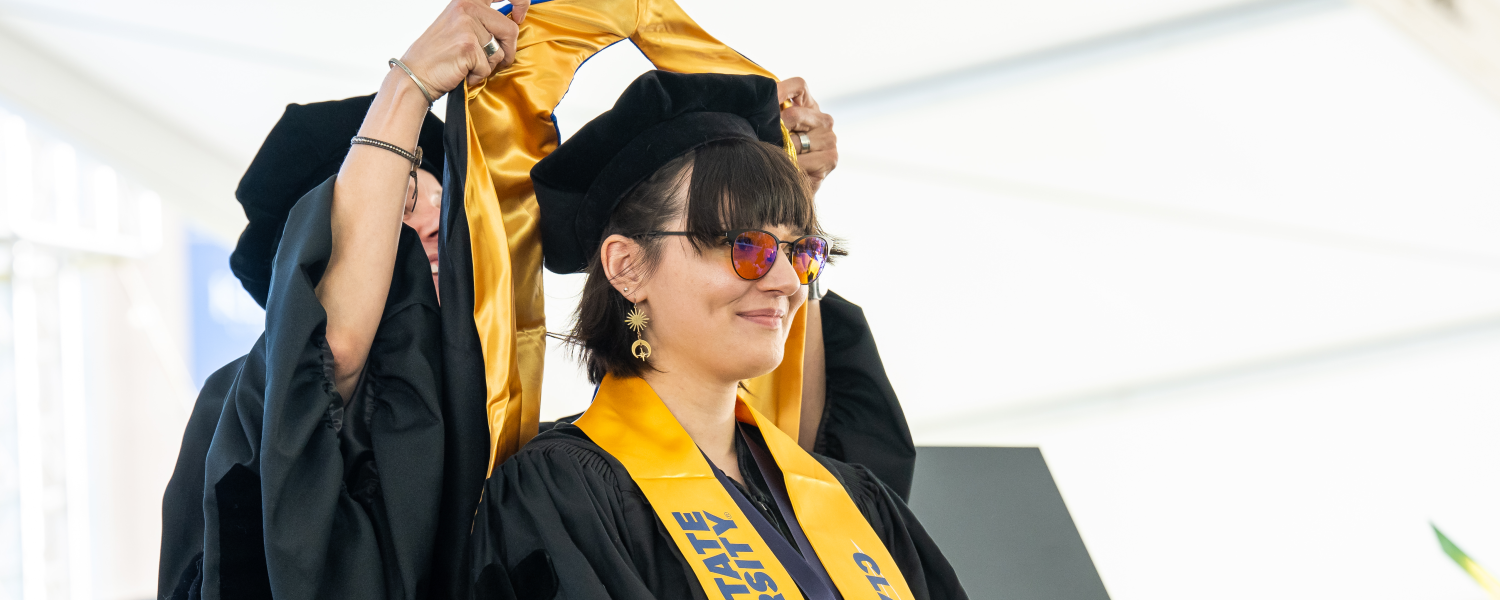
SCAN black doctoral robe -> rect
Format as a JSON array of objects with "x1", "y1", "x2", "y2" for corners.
[
  {"x1": 160, "y1": 176, "x2": 446, "y2": 600},
  {"x1": 466, "y1": 423, "x2": 967, "y2": 600}
]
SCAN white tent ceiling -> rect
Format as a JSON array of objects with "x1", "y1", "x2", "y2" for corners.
[{"x1": 3, "y1": 1, "x2": 1499, "y2": 598}]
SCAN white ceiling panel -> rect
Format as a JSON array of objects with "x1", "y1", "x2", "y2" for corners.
[
  {"x1": 843, "y1": 8, "x2": 1500, "y2": 262},
  {"x1": 674, "y1": 0, "x2": 1260, "y2": 98}
]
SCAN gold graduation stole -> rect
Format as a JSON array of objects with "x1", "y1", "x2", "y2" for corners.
[
  {"x1": 575, "y1": 375, "x2": 916, "y2": 600},
  {"x1": 463, "y1": 0, "x2": 808, "y2": 473}
]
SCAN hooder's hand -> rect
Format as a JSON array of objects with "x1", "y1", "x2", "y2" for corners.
[
  {"x1": 778, "y1": 77, "x2": 837, "y2": 193},
  {"x1": 401, "y1": 0, "x2": 531, "y2": 94}
]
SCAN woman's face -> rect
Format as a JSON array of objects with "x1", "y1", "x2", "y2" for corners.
[{"x1": 635, "y1": 218, "x2": 809, "y2": 384}]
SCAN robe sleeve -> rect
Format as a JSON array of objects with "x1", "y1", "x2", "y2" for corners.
[
  {"x1": 814, "y1": 291, "x2": 918, "y2": 500},
  {"x1": 187, "y1": 176, "x2": 445, "y2": 600},
  {"x1": 821, "y1": 459, "x2": 970, "y2": 600},
  {"x1": 159, "y1": 356, "x2": 245, "y2": 599},
  {"x1": 467, "y1": 436, "x2": 707, "y2": 600}
]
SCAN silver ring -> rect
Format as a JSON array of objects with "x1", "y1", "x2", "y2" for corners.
[
  {"x1": 797, "y1": 132, "x2": 811, "y2": 154},
  {"x1": 482, "y1": 36, "x2": 501, "y2": 58}
]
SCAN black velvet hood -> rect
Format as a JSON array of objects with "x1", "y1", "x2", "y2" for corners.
[
  {"x1": 231, "y1": 94, "x2": 445, "y2": 307},
  {"x1": 531, "y1": 70, "x2": 784, "y2": 274}
]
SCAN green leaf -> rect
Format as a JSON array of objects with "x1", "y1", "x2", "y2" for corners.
[{"x1": 1434, "y1": 523, "x2": 1500, "y2": 600}]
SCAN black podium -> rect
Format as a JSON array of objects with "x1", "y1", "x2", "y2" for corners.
[{"x1": 907, "y1": 447, "x2": 1111, "y2": 600}]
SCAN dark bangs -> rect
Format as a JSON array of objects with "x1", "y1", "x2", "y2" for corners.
[{"x1": 678, "y1": 139, "x2": 826, "y2": 246}]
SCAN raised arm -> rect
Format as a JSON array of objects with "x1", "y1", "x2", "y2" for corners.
[
  {"x1": 779, "y1": 77, "x2": 839, "y2": 449},
  {"x1": 319, "y1": 0, "x2": 526, "y2": 399}
]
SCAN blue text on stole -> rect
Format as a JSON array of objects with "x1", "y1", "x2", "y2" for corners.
[
  {"x1": 853, "y1": 551, "x2": 899, "y2": 600},
  {"x1": 673, "y1": 511, "x2": 786, "y2": 600}
]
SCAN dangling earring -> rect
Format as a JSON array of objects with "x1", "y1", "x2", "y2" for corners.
[{"x1": 625, "y1": 303, "x2": 652, "y2": 360}]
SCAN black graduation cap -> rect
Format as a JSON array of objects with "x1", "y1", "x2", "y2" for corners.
[
  {"x1": 230, "y1": 94, "x2": 445, "y2": 307},
  {"x1": 531, "y1": 70, "x2": 784, "y2": 274}
]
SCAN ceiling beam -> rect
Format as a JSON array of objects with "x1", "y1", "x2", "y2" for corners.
[
  {"x1": 0, "y1": 21, "x2": 246, "y2": 244},
  {"x1": 1356, "y1": 0, "x2": 1500, "y2": 104}
]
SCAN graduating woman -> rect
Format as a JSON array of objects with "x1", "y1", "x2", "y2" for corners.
[
  {"x1": 462, "y1": 69, "x2": 965, "y2": 599},
  {"x1": 159, "y1": 0, "x2": 939, "y2": 598}
]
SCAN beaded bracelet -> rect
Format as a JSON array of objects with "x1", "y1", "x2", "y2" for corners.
[{"x1": 351, "y1": 136, "x2": 423, "y2": 213}]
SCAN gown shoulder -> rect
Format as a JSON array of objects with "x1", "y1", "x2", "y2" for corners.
[
  {"x1": 470, "y1": 424, "x2": 703, "y2": 600},
  {"x1": 815, "y1": 290, "x2": 917, "y2": 500}
]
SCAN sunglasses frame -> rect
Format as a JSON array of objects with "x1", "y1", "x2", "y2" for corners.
[{"x1": 632, "y1": 229, "x2": 830, "y2": 284}]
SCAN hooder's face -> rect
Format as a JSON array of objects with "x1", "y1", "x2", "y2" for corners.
[
  {"x1": 643, "y1": 217, "x2": 809, "y2": 385},
  {"x1": 401, "y1": 168, "x2": 443, "y2": 295}
]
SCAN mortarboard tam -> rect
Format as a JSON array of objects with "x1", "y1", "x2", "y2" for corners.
[
  {"x1": 531, "y1": 71, "x2": 784, "y2": 275},
  {"x1": 230, "y1": 94, "x2": 445, "y2": 308}
]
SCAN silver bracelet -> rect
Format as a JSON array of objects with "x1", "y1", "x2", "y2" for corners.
[{"x1": 389, "y1": 58, "x2": 437, "y2": 106}]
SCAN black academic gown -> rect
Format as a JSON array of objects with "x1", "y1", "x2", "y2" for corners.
[
  {"x1": 159, "y1": 176, "x2": 445, "y2": 600},
  {"x1": 809, "y1": 291, "x2": 916, "y2": 500},
  {"x1": 466, "y1": 423, "x2": 967, "y2": 600}
]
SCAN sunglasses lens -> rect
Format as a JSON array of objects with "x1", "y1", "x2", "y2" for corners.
[
  {"x1": 731, "y1": 230, "x2": 778, "y2": 280},
  {"x1": 791, "y1": 236, "x2": 829, "y2": 284}
]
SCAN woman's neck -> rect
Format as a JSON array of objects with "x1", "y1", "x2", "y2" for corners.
[{"x1": 640, "y1": 368, "x2": 744, "y2": 483}]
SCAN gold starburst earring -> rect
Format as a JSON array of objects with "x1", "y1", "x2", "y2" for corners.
[{"x1": 625, "y1": 303, "x2": 651, "y2": 360}]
